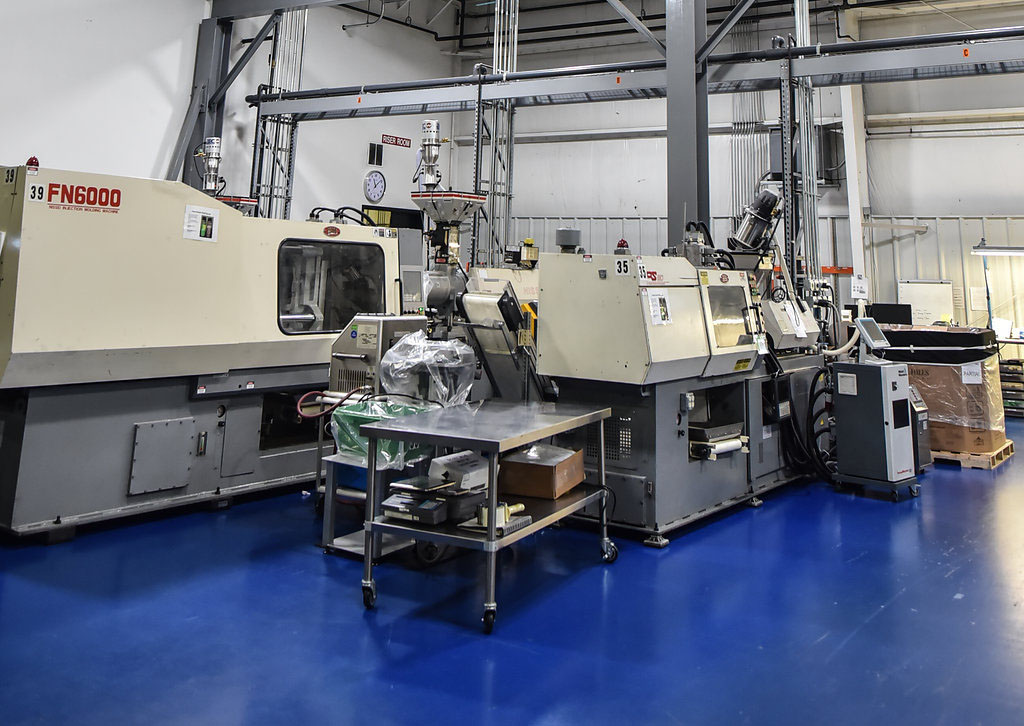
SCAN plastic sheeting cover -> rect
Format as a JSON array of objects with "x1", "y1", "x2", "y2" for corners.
[
  {"x1": 380, "y1": 330, "x2": 476, "y2": 407},
  {"x1": 907, "y1": 353, "x2": 1004, "y2": 432},
  {"x1": 331, "y1": 399, "x2": 434, "y2": 471}
]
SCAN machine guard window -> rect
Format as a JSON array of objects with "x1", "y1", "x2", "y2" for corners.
[
  {"x1": 707, "y1": 286, "x2": 753, "y2": 349},
  {"x1": 278, "y1": 239, "x2": 385, "y2": 334}
]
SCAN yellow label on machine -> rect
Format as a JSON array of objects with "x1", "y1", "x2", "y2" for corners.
[{"x1": 734, "y1": 358, "x2": 752, "y2": 371}]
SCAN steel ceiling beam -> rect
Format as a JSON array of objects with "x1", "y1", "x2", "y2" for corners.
[
  {"x1": 208, "y1": 11, "x2": 282, "y2": 107},
  {"x1": 604, "y1": 0, "x2": 666, "y2": 56},
  {"x1": 211, "y1": 0, "x2": 341, "y2": 19},
  {"x1": 252, "y1": 36, "x2": 1024, "y2": 118}
]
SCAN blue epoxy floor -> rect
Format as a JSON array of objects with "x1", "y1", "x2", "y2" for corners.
[{"x1": 4, "y1": 424, "x2": 1024, "y2": 724}]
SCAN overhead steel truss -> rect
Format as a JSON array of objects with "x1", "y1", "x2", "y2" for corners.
[
  {"x1": 256, "y1": 69, "x2": 669, "y2": 121},
  {"x1": 251, "y1": 35, "x2": 1024, "y2": 122}
]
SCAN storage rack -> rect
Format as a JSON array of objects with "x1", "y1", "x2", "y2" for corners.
[{"x1": 1000, "y1": 357, "x2": 1024, "y2": 418}]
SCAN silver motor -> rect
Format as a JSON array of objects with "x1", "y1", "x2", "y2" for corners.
[
  {"x1": 419, "y1": 120, "x2": 442, "y2": 189},
  {"x1": 201, "y1": 136, "x2": 221, "y2": 194},
  {"x1": 729, "y1": 190, "x2": 779, "y2": 252}
]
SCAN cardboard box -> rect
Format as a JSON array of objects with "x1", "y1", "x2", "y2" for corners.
[
  {"x1": 908, "y1": 354, "x2": 1005, "y2": 454},
  {"x1": 498, "y1": 444, "x2": 584, "y2": 500}
]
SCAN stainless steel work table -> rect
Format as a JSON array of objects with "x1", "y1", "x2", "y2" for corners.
[{"x1": 358, "y1": 400, "x2": 614, "y2": 633}]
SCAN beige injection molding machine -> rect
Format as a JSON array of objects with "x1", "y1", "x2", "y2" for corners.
[
  {"x1": 537, "y1": 252, "x2": 821, "y2": 547},
  {"x1": 0, "y1": 166, "x2": 400, "y2": 539}
]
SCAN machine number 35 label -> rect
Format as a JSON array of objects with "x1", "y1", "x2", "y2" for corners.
[{"x1": 614, "y1": 258, "x2": 630, "y2": 276}]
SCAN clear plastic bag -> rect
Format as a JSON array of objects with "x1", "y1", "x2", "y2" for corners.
[
  {"x1": 907, "y1": 355, "x2": 1004, "y2": 431},
  {"x1": 330, "y1": 399, "x2": 433, "y2": 470},
  {"x1": 907, "y1": 354, "x2": 1005, "y2": 453},
  {"x1": 380, "y1": 329, "x2": 476, "y2": 407}
]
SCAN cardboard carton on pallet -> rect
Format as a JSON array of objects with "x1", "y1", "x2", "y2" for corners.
[{"x1": 908, "y1": 354, "x2": 1006, "y2": 455}]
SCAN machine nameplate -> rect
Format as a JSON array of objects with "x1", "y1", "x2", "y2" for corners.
[
  {"x1": 837, "y1": 372, "x2": 858, "y2": 395},
  {"x1": 31, "y1": 182, "x2": 122, "y2": 213},
  {"x1": 355, "y1": 324, "x2": 379, "y2": 350}
]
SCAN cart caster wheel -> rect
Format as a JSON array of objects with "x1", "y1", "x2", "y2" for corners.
[
  {"x1": 482, "y1": 610, "x2": 496, "y2": 634},
  {"x1": 601, "y1": 540, "x2": 619, "y2": 564},
  {"x1": 891, "y1": 490, "x2": 900, "y2": 503},
  {"x1": 362, "y1": 584, "x2": 376, "y2": 609},
  {"x1": 910, "y1": 484, "x2": 921, "y2": 498}
]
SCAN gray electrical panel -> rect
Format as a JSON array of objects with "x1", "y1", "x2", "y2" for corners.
[
  {"x1": 129, "y1": 417, "x2": 197, "y2": 495},
  {"x1": 909, "y1": 384, "x2": 933, "y2": 473},
  {"x1": 832, "y1": 361, "x2": 918, "y2": 494}
]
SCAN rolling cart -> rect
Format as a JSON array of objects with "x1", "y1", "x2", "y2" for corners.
[{"x1": 358, "y1": 401, "x2": 614, "y2": 633}]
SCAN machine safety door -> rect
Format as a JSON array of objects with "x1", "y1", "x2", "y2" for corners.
[
  {"x1": 220, "y1": 404, "x2": 261, "y2": 477},
  {"x1": 698, "y1": 270, "x2": 761, "y2": 377}
]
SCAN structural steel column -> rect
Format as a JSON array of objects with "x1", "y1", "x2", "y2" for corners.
[
  {"x1": 182, "y1": 18, "x2": 233, "y2": 188},
  {"x1": 838, "y1": 14, "x2": 871, "y2": 300},
  {"x1": 667, "y1": 0, "x2": 709, "y2": 247}
]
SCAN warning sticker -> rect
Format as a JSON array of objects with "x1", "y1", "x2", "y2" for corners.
[
  {"x1": 356, "y1": 324, "x2": 379, "y2": 350},
  {"x1": 733, "y1": 358, "x2": 752, "y2": 372},
  {"x1": 755, "y1": 333, "x2": 769, "y2": 355},
  {"x1": 648, "y1": 291, "x2": 672, "y2": 325},
  {"x1": 184, "y1": 205, "x2": 219, "y2": 242}
]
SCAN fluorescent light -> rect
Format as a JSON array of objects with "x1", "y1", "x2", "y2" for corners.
[{"x1": 972, "y1": 243, "x2": 1024, "y2": 257}]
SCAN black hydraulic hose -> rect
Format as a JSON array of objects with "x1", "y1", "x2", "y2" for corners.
[
  {"x1": 714, "y1": 249, "x2": 735, "y2": 270},
  {"x1": 335, "y1": 206, "x2": 376, "y2": 226},
  {"x1": 804, "y1": 369, "x2": 836, "y2": 482},
  {"x1": 815, "y1": 299, "x2": 841, "y2": 347}
]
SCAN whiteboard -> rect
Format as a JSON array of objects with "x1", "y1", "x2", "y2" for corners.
[{"x1": 897, "y1": 279, "x2": 955, "y2": 325}]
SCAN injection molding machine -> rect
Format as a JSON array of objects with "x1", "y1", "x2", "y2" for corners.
[
  {"x1": 0, "y1": 166, "x2": 399, "y2": 538},
  {"x1": 537, "y1": 251, "x2": 821, "y2": 546}
]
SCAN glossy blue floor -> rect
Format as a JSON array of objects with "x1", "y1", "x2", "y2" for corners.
[{"x1": 3, "y1": 421, "x2": 1024, "y2": 724}]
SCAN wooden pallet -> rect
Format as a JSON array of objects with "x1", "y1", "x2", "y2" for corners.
[{"x1": 933, "y1": 439, "x2": 1015, "y2": 470}]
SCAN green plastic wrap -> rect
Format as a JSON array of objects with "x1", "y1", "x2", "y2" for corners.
[{"x1": 330, "y1": 399, "x2": 433, "y2": 470}]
